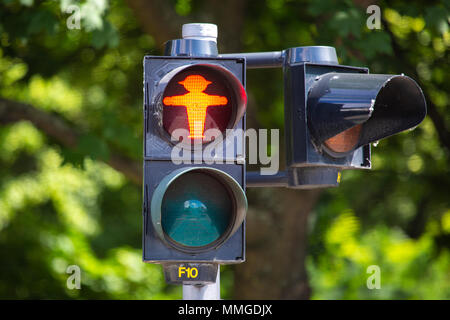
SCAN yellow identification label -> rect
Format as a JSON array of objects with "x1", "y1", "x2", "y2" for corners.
[{"x1": 178, "y1": 266, "x2": 198, "y2": 279}]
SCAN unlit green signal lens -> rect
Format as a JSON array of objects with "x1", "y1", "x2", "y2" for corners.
[{"x1": 161, "y1": 171, "x2": 233, "y2": 247}]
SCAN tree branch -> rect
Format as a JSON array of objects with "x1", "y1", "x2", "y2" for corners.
[{"x1": 0, "y1": 97, "x2": 142, "y2": 185}]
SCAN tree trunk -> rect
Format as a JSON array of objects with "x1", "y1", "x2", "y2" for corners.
[{"x1": 233, "y1": 188, "x2": 320, "y2": 299}]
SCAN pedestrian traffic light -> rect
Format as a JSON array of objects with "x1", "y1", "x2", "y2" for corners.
[
  {"x1": 142, "y1": 24, "x2": 428, "y2": 294},
  {"x1": 283, "y1": 46, "x2": 426, "y2": 187},
  {"x1": 142, "y1": 51, "x2": 247, "y2": 277}
]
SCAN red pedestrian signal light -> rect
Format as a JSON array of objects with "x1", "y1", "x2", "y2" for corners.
[
  {"x1": 161, "y1": 64, "x2": 246, "y2": 144},
  {"x1": 163, "y1": 75, "x2": 228, "y2": 139}
]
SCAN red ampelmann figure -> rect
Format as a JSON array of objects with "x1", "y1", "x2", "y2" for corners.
[{"x1": 163, "y1": 74, "x2": 228, "y2": 138}]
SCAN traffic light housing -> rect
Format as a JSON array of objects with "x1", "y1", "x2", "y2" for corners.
[
  {"x1": 283, "y1": 47, "x2": 426, "y2": 188},
  {"x1": 142, "y1": 25, "x2": 428, "y2": 292},
  {"x1": 142, "y1": 56, "x2": 247, "y2": 271}
]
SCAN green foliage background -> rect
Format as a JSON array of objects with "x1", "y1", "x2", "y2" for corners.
[{"x1": 0, "y1": 0, "x2": 448, "y2": 299}]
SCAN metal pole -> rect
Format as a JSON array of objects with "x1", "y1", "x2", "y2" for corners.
[
  {"x1": 182, "y1": 266, "x2": 220, "y2": 300},
  {"x1": 219, "y1": 51, "x2": 284, "y2": 69},
  {"x1": 246, "y1": 170, "x2": 288, "y2": 187}
]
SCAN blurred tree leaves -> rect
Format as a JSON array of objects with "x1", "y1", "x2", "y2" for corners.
[
  {"x1": 0, "y1": 0, "x2": 178, "y2": 299},
  {"x1": 77, "y1": 134, "x2": 110, "y2": 162},
  {"x1": 91, "y1": 21, "x2": 119, "y2": 48}
]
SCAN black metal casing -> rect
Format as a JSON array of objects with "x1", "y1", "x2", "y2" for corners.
[
  {"x1": 284, "y1": 62, "x2": 372, "y2": 170},
  {"x1": 142, "y1": 56, "x2": 246, "y2": 264}
]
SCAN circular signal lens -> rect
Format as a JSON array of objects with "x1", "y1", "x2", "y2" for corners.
[
  {"x1": 323, "y1": 124, "x2": 362, "y2": 155},
  {"x1": 160, "y1": 171, "x2": 234, "y2": 248},
  {"x1": 162, "y1": 65, "x2": 235, "y2": 144}
]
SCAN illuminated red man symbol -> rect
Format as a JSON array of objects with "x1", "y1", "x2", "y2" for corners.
[{"x1": 163, "y1": 75, "x2": 228, "y2": 138}]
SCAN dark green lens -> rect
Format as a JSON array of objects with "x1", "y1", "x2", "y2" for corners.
[{"x1": 161, "y1": 171, "x2": 233, "y2": 247}]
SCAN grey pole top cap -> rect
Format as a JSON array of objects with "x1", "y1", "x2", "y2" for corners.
[{"x1": 182, "y1": 23, "x2": 218, "y2": 42}]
